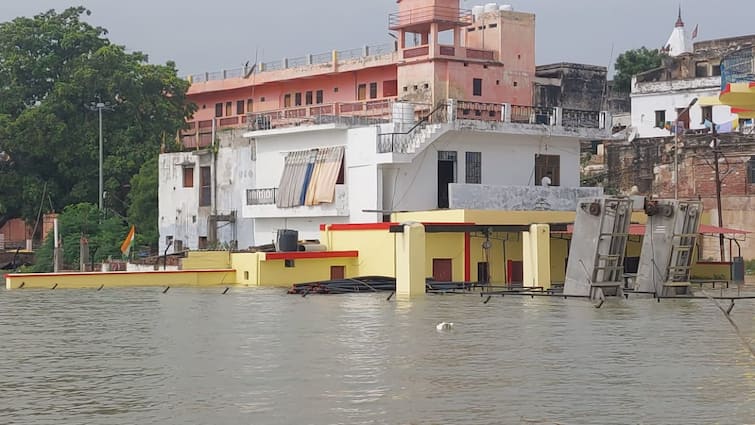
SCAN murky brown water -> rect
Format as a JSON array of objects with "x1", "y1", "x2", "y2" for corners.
[{"x1": 1, "y1": 286, "x2": 754, "y2": 425}]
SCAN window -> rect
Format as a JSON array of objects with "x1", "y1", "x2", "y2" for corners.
[
  {"x1": 305, "y1": 91, "x2": 313, "y2": 105},
  {"x1": 712, "y1": 64, "x2": 722, "y2": 76},
  {"x1": 316, "y1": 90, "x2": 324, "y2": 104},
  {"x1": 748, "y1": 156, "x2": 755, "y2": 185},
  {"x1": 199, "y1": 166, "x2": 211, "y2": 206},
  {"x1": 295, "y1": 92, "x2": 302, "y2": 106},
  {"x1": 465, "y1": 152, "x2": 482, "y2": 184},
  {"x1": 260, "y1": 96, "x2": 266, "y2": 102},
  {"x1": 535, "y1": 154, "x2": 560, "y2": 186},
  {"x1": 701, "y1": 106, "x2": 713, "y2": 124},
  {"x1": 336, "y1": 158, "x2": 345, "y2": 185},
  {"x1": 247, "y1": 99, "x2": 253, "y2": 113},
  {"x1": 695, "y1": 62, "x2": 709, "y2": 78},
  {"x1": 473, "y1": 78, "x2": 482, "y2": 96},
  {"x1": 383, "y1": 80, "x2": 398, "y2": 97},
  {"x1": 655, "y1": 110, "x2": 666, "y2": 128},
  {"x1": 284, "y1": 94, "x2": 291, "y2": 108},
  {"x1": 369, "y1": 82, "x2": 378, "y2": 99},
  {"x1": 215, "y1": 103, "x2": 223, "y2": 117},
  {"x1": 198, "y1": 236, "x2": 208, "y2": 250},
  {"x1": 236, "y1": 100, "x2": 245, "y2": 115},
  {"x1": 357, "y1": 84, "x2": 367, "y2": 100},
  {"x1": 225, "y1": 102, "x2": 232, "y2": 116},
  {"x1": 182, "y1": 167, "x2": 194, "y2": 188}
]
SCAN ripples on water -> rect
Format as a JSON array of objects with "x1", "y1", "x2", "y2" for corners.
[{"x1": 1, "y1": 287, "x2": 754, "y2": 425}]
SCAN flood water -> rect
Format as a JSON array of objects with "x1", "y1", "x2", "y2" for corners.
[{"x1": 1, "y1": 286, "x2": 754, "y2": 425}]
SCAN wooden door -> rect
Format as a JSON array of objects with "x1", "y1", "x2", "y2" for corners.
[
  {"x1": 330, "y1": 266, "x2": 345, "y2": 280},
  {"x1": 432, "y1": 259, "x2": 453, "y2": 282}
]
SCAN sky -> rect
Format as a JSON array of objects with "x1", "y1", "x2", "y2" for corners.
[{"x1": 1, "y1": 0, "x2": 753, "y2": 77}]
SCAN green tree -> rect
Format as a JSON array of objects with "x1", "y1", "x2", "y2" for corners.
[
  {"x1": 127, "y1": 155, "x2": 159, "y2": 250},
  {"x1": 614, "y1": 47, "x2": 664, "y2": 93},
  {"x1": 32, "y1": 203, "x2": 128, "y2": 272},
  {"x1": 0, "y1": 7, "x2": 195, "y2": 230}
]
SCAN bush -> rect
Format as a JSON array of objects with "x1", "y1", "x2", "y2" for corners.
[{"x1": 32, "y1": 203, "x2": 128, "y2": 272}]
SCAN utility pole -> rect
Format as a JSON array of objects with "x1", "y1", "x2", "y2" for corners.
[
  {"x1": 711, "y1": 124, "x2": 726, "y2": 261},
  {"x1": 674, "y1": 98, "x2": 698, "y2": 199},
  {"x1": 87, "y1": 98, "x2": 114, "y2": 212}
]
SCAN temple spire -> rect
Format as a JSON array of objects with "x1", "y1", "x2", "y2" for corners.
[{"x1": 675, "y1": 4, "x2": 684, "y2": 28}]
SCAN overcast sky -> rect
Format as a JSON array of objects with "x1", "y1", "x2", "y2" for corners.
[{"x1": 1, "y1": 0, "x2": 753, "y2": 76}]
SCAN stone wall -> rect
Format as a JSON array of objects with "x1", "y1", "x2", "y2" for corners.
[{"x1": 449, "y1": 184, "x2": 603, "y2": 211}]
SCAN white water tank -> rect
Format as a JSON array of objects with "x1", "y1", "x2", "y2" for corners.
[
  {"x1": 500, "y1": 4, "x2": 513, "y2": 11},
  {"x1": 392, "y1": 102, "x2": 415, "y2": 125},
  {"x1": 472, "y1": 5, "x2": 484, "y2": 19},
  {"x1": 484, "y1": 3, "x2": 498, "y2": 13}
]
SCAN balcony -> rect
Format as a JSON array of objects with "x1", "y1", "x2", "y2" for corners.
[
  {"x1": 187, "y1": 42, "x2": 397, "y2": 84},
  {"x1": 389, "y1": 6, "x2": 473, "y2": 31},
  {"x1": 377, "y1": 100, "x2": 611, "y2": 154},
  {"x1": 722, "y1": 48, "x2": 755, "y2": 88},
  {"x1": 243, "y1": 185, "x2": 349, "y2": 219}
]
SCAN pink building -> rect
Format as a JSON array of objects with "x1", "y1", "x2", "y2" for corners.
[{"x1": 181, "y1": 0, "x2": 536, "y2": 148}]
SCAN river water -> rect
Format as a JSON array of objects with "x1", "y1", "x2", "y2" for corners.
[{"x1": 1, "y1": 286, "x2": 754, "y2": 425}]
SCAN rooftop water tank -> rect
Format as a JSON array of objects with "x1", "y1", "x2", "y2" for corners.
[
  {"x1": 484, "y1": 3, "x2": 498, "y2": 13},
  {"x1": 472, "y1": 5, "x2": 484, "y2": 19},
  {"x1": 392, "y1": 102, "x2": 415, "y2": 125},
  {"x1": 500, "y1": 4, "x2": 513, "y2": 11},
  {"x1": 276, "y1": 229, "x2": 299, "y2": 252}
]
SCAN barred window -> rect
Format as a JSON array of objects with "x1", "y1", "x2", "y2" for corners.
[
  {"x1": 748, "y1": 156, "x2": 755, "y2": 184},
  {"x1": 465, "y1": 152, "x2": 482, "y2": 184}
]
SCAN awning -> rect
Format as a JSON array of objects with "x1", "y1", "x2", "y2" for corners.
[
  {"x1": 277, "y1": 146, "x2": 344, "y2": 208},
  {"x1": 719, "y1": 82, "x2": 755, "y2": 107},
  {"x1": 698, "y1": 224, "x2": 750, "y2": 235}
]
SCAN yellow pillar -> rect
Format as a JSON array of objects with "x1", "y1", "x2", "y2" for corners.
[
  {"x1": 396, "y1": 222, "x2": 426, "y2": 298},
  {"x1": 522, "y1": 224, "x2": 551, "y2": 289}
]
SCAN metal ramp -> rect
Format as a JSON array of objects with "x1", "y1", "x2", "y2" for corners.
[
  {"x1": 564, "y1": 197, "x2": 633, "y2": 299},
  {"x1": 635, "y1": 200, "x2": 702, "y2": 297}
]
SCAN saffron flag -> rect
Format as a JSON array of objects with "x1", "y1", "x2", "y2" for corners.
[
  {"x1": 120, "y1": 225, "x2": 136, "y2": 256},
  {"x1": 691, "y1": 24, "x2": 699, "y2": 39}
]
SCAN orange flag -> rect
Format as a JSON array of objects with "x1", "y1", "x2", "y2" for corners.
[{"x1": 120, "y1": 225, "x2": 136, "y2": 255}]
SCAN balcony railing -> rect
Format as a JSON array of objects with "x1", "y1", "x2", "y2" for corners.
[
  {"x1": 188, "y1": 42, "x2": 397, "y2": 83},
  {"x1": 722, "y1": 48, "x2": 755, "y2": 89},
  {"x1": 245, "y1": 100, "x2": 406, "y2": 132},
  {"x1": 389, "y1": 6, "x2": 473, "y2": 30},
  {"x1": 247, "y1": 188, "x2": 278, "y2": 206}
]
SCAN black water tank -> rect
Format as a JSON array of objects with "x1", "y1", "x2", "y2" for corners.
[
  {"x1": 732, "y1": 257, "x2": 745, "y2": 283},
  {"x1": 276, "y1": 229, "x2": 299, "y2": 252}
]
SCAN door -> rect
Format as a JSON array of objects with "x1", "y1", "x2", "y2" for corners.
[
  {"x1": 477, "y1": 262, "x2": 490, "y2": 284},
  {"x1": 507, "y1": 260, "x2": 524, "y2": 287},
  {"x1": 437, "y1": 151, "x2": 457, "y2": 209},
  {"x1": 432, "y1": 259, "x2": 453, "y2": 282},
  {"x1": 330, "y1": 266, "x2": 345, "y2": 280}
]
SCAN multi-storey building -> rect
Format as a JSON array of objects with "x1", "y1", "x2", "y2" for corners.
[
  {"x1": 630, "y1": 10, "x2": 755, "y2": 138},
  {"x1": 159, "y1": 0, "x2": 609, "y2": 253}
]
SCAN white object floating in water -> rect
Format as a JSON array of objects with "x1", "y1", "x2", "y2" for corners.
[{"x1": 436, "y1": 322, "x2": 454, "y2": 331}]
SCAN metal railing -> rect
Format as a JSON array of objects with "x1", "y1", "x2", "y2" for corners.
[
  {"x1": 246, "y1": 100, "x2": 398, "y2": 132},
  {"x1": 389, "y1": 6, "x2": 472, "y2": 29},
  {"x1": 188, "y1": 43, "x2": 397, "y2": 83},
  {"x1": 247, "y1": 188, "x2": 278, "y2": 206},
  {"x1": 378, "y1": 103, "x2": 448, "y2": 153},
  {"x1": 722, "y1": 47, "x2": 755, "y2": 89}
]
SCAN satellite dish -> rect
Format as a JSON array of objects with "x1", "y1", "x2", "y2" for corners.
[{"x1": 627, "y1": 127, "x2": 639, "y2": 142}]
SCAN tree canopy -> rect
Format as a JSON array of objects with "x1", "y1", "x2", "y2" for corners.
[
  {"x1": 614, "y1": 47, "x2": 664, "y2": 93},
  {"x1": 32, "y1": 203, "x2": 128, "y2": 272},
  {"x1": 0, "y1": 7, "x2": 195, "y2": 248}
]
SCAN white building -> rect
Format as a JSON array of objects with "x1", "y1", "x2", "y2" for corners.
[
  {"x1": 630, "y1": 15, "x2": 754, "y2": 139},
  {"x1": 158, "y1": 101, "x2": 609, "y2": 253}
]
